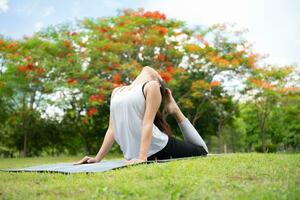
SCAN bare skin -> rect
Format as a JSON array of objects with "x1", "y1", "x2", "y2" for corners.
[
  {"x1": 163, "y1": 88, "x2": 185, "y2": 123},
  {"x1": 74, "y1": 66, "x2": 187, "y2": 165}
]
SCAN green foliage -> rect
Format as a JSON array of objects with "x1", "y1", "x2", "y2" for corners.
[{"x1": 0, "y1": 9, "x2": 299, "y2": 157}]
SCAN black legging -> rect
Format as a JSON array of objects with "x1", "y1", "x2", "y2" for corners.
[{"x1": 147, "y1": 136, "x2": 208, "y2": 160}]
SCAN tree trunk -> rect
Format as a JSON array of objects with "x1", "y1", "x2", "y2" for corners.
[
  {"x1": 21, "y1": 90, "x2": 36, "y2": 157},
  {"x1": 21, "y1": 132, "x2": 27, "y2": 157},
  {"x1": 192, "y1": 97, "x2": 207, "y2": 126},
  {"x1": 258, "y1": 117, "x2": 266, "y2": 153},
  {"x1": 230, "y1": 131, "x2": 235, "y2": 153},
  {"x1": 217, "y1": 126, "x2": 222, "y2": 153},
  {"x1": 261, "y1": 124, "x2": 266, "y2": 153},
  {"x1": 21, "y1": 94, "x2": 27, "y2": 157}
]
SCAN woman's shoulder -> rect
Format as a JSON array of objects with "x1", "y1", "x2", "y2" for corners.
[
  {"x1": 111, "y1": 86, "x2": 123, "y2": 98},
  {"x1": 144, "y1": 80, "x2": 160, "y2": 88},
  {"x1": 143, "y1": 80, "x2": 161, "y2": 97}
]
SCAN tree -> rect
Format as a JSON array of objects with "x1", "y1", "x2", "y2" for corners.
[
  {"x1": 0, "y1": 8, "x2": 298, "y2": 156},
  {"x1": 245, "y1": 65, "x2": 298, "y2": 152}
]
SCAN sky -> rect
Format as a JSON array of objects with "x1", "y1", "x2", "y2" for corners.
[{"x1": 0, "y1": 0, "x2": 299, "y2": 67}]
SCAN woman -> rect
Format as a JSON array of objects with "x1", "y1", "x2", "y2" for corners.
[{"x1": 75, "y1": 66, "x2": 208, "y2": 165}]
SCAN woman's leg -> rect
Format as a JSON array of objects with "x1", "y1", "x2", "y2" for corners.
[
  {"x1": 147, "y1": 88, "x2": 208, "y2": 161},
  {"x1": 147, "y1": 135, "x2": 207, "y2": 160},
  {"x1": 173, "y1": 108, "x2": 209, "y2": 153},
  {"x1": 164, "y1": 88, "x2": 208, "y2": 153}
]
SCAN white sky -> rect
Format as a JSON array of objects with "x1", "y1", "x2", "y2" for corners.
[{"x1": 144, "y1": 0, "x2": 300, "y2": 67}]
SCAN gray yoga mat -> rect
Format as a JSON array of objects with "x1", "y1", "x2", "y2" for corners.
[
  {"x1": 0, "y1": 159, "x2": 127, "y2": 174},
  {"x1": 0, "y1": 156, "x2": 205, "y2": 174}
]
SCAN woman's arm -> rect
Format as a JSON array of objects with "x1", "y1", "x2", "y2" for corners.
[
  {"x1": 94, "y1": 113, "x2": 115, "y2": 162},
  {"x1": 74, "y1": 88, "x2": 118, "y2": 165},
  {"x1": 128, "y1": 81, "x2": 162, "y2": 163},
  {"x1": 74, "y1": 115, "x2": 115, "y2": 165}
]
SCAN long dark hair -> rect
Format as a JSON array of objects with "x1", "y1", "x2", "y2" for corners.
[{"x1": 153, "y1": 79, "x2": 173, "y2": 137}]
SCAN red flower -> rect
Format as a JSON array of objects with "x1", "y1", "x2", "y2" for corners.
[
  {"x1": 103, "y1": 44, "x2": 111, "y2": 50},
  {"x1": 39, "y1": 68, "x2": 45, "y2": 74},
  {"x1": 195, "y1": 35, "x2": 209, "y2": 46},
  {"x1": 88, "y1": 107, "x2": 97, "y2": 116},
  {"x1": 158, "y1": 71, "x2": 172, "y2": 82},
  {"x1": 166, "y1": 66, "x2": 176, "y2": 74},
  {"x1": 210, "y1": 81, "x2": 221, "y2": 87},
  {"x1": 143, "y1": 11, "x2": 166, "y2": 20},
  {"x1": 6, "y1": 41, "x2": 17, "y2": 49},
  {"x1": 250, "y1": 79, "x2": 275, "y2": 89},
  {"x1": 112, "y1": 73, "x2": 121, "y2": 83},
  {"x1": 64, "y1": 40, "x2": 72, "y2": 48},
  {"x1": 113, "y1": 82, "x2": 122, "y2": 87},
  {"x1": 89, "y1": 94, "x2": 105, "y2": 103},
  {"x1": 89, "y1": 95, "x2": 97, "y2": 101},
  {"x1": 67, "y1": 78, "x2": 77, "y2": 85},
  {"x1": 156, "y1": 26, "x2": 168, "y2": 35},
  {"x1": 27, "y1": 62, "x2": 34, "y2": 70},
  {"x1": 99, "y1": 27, "x2": 109, "y2": 33},
  {"x1": 34, "y1": 67, "x2": 45, "y2": 75},
  {"x1": 112, "y1": 63, "x2": 120, "y2": 67},
  {"x1": 145, "y1": 38, "x2": 155, "y2": 45},
  {"x1": 18, "y1": 65, "x2": 29, "y2": 73},
  {"x1": 157, "y1": 54, "x2": 165, "y2": 61},
  {"x1": 112, "y1": 73, "x2": 122, "y2": 87}
]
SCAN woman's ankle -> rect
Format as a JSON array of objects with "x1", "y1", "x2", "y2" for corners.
[{"x1": 173, "y1": 108, "x2": 186, "y2": 124}]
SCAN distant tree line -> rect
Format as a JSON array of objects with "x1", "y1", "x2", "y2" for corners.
[{"x1": 0, "y1": 9, "x2": 299, "y2": 157}]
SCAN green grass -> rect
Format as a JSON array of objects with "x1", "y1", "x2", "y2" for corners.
[{"x1": 0, "y1": 153, "x2": 299, "y2": 200}]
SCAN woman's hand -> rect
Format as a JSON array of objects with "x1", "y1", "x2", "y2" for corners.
[
  {"x1": 163, "y1": 88, "x2": 180, "y2": 116},
  {"x1": 73, "y1": 156, "x2": 100, "y2": 165},
  {"x1": 125, "y1": 158, "x2": 147, "y2": 165}
]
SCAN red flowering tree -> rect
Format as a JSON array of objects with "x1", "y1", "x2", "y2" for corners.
[
  {"x1": 0, "y1": 36, "x2": 51, "y2": 156},
  {"x1": 245, "y1": 65, "x2": 298, "y2": 152},
  {"x1": 1, "y1": 8, "x2": 297, "y2": 155}
]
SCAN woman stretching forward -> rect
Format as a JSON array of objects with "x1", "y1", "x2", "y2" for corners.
[{"x1": 76, "y1": 66, "x2": 208, "y2": 165}]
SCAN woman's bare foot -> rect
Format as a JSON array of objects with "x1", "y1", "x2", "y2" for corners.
[
  {"x1": 163, "y1": 88, "x2": 186, "y2": 123},
  {"x1": 163, "y1": 88, "x2": 180, "y2": 115}
]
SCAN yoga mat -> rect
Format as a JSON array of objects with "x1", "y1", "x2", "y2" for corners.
[
  {"x1": 0, "y1": 156, "x2": 205, "y2": 174},
  {"x1": 0, "y1": 159, "x2": 126, "y2": 174}
]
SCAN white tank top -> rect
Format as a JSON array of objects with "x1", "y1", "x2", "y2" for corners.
[{"x1": 110, "y1": 81, "x2": 169, "y2": 160}]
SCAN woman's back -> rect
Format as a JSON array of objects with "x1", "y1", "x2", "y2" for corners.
[{"x1": 110, "y1": 81, "x2": 168, "y2": 160}]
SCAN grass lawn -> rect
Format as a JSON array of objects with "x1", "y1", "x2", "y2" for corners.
[{"x1": 0, "y1": 153, "x2": 299, "y2": 200}]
